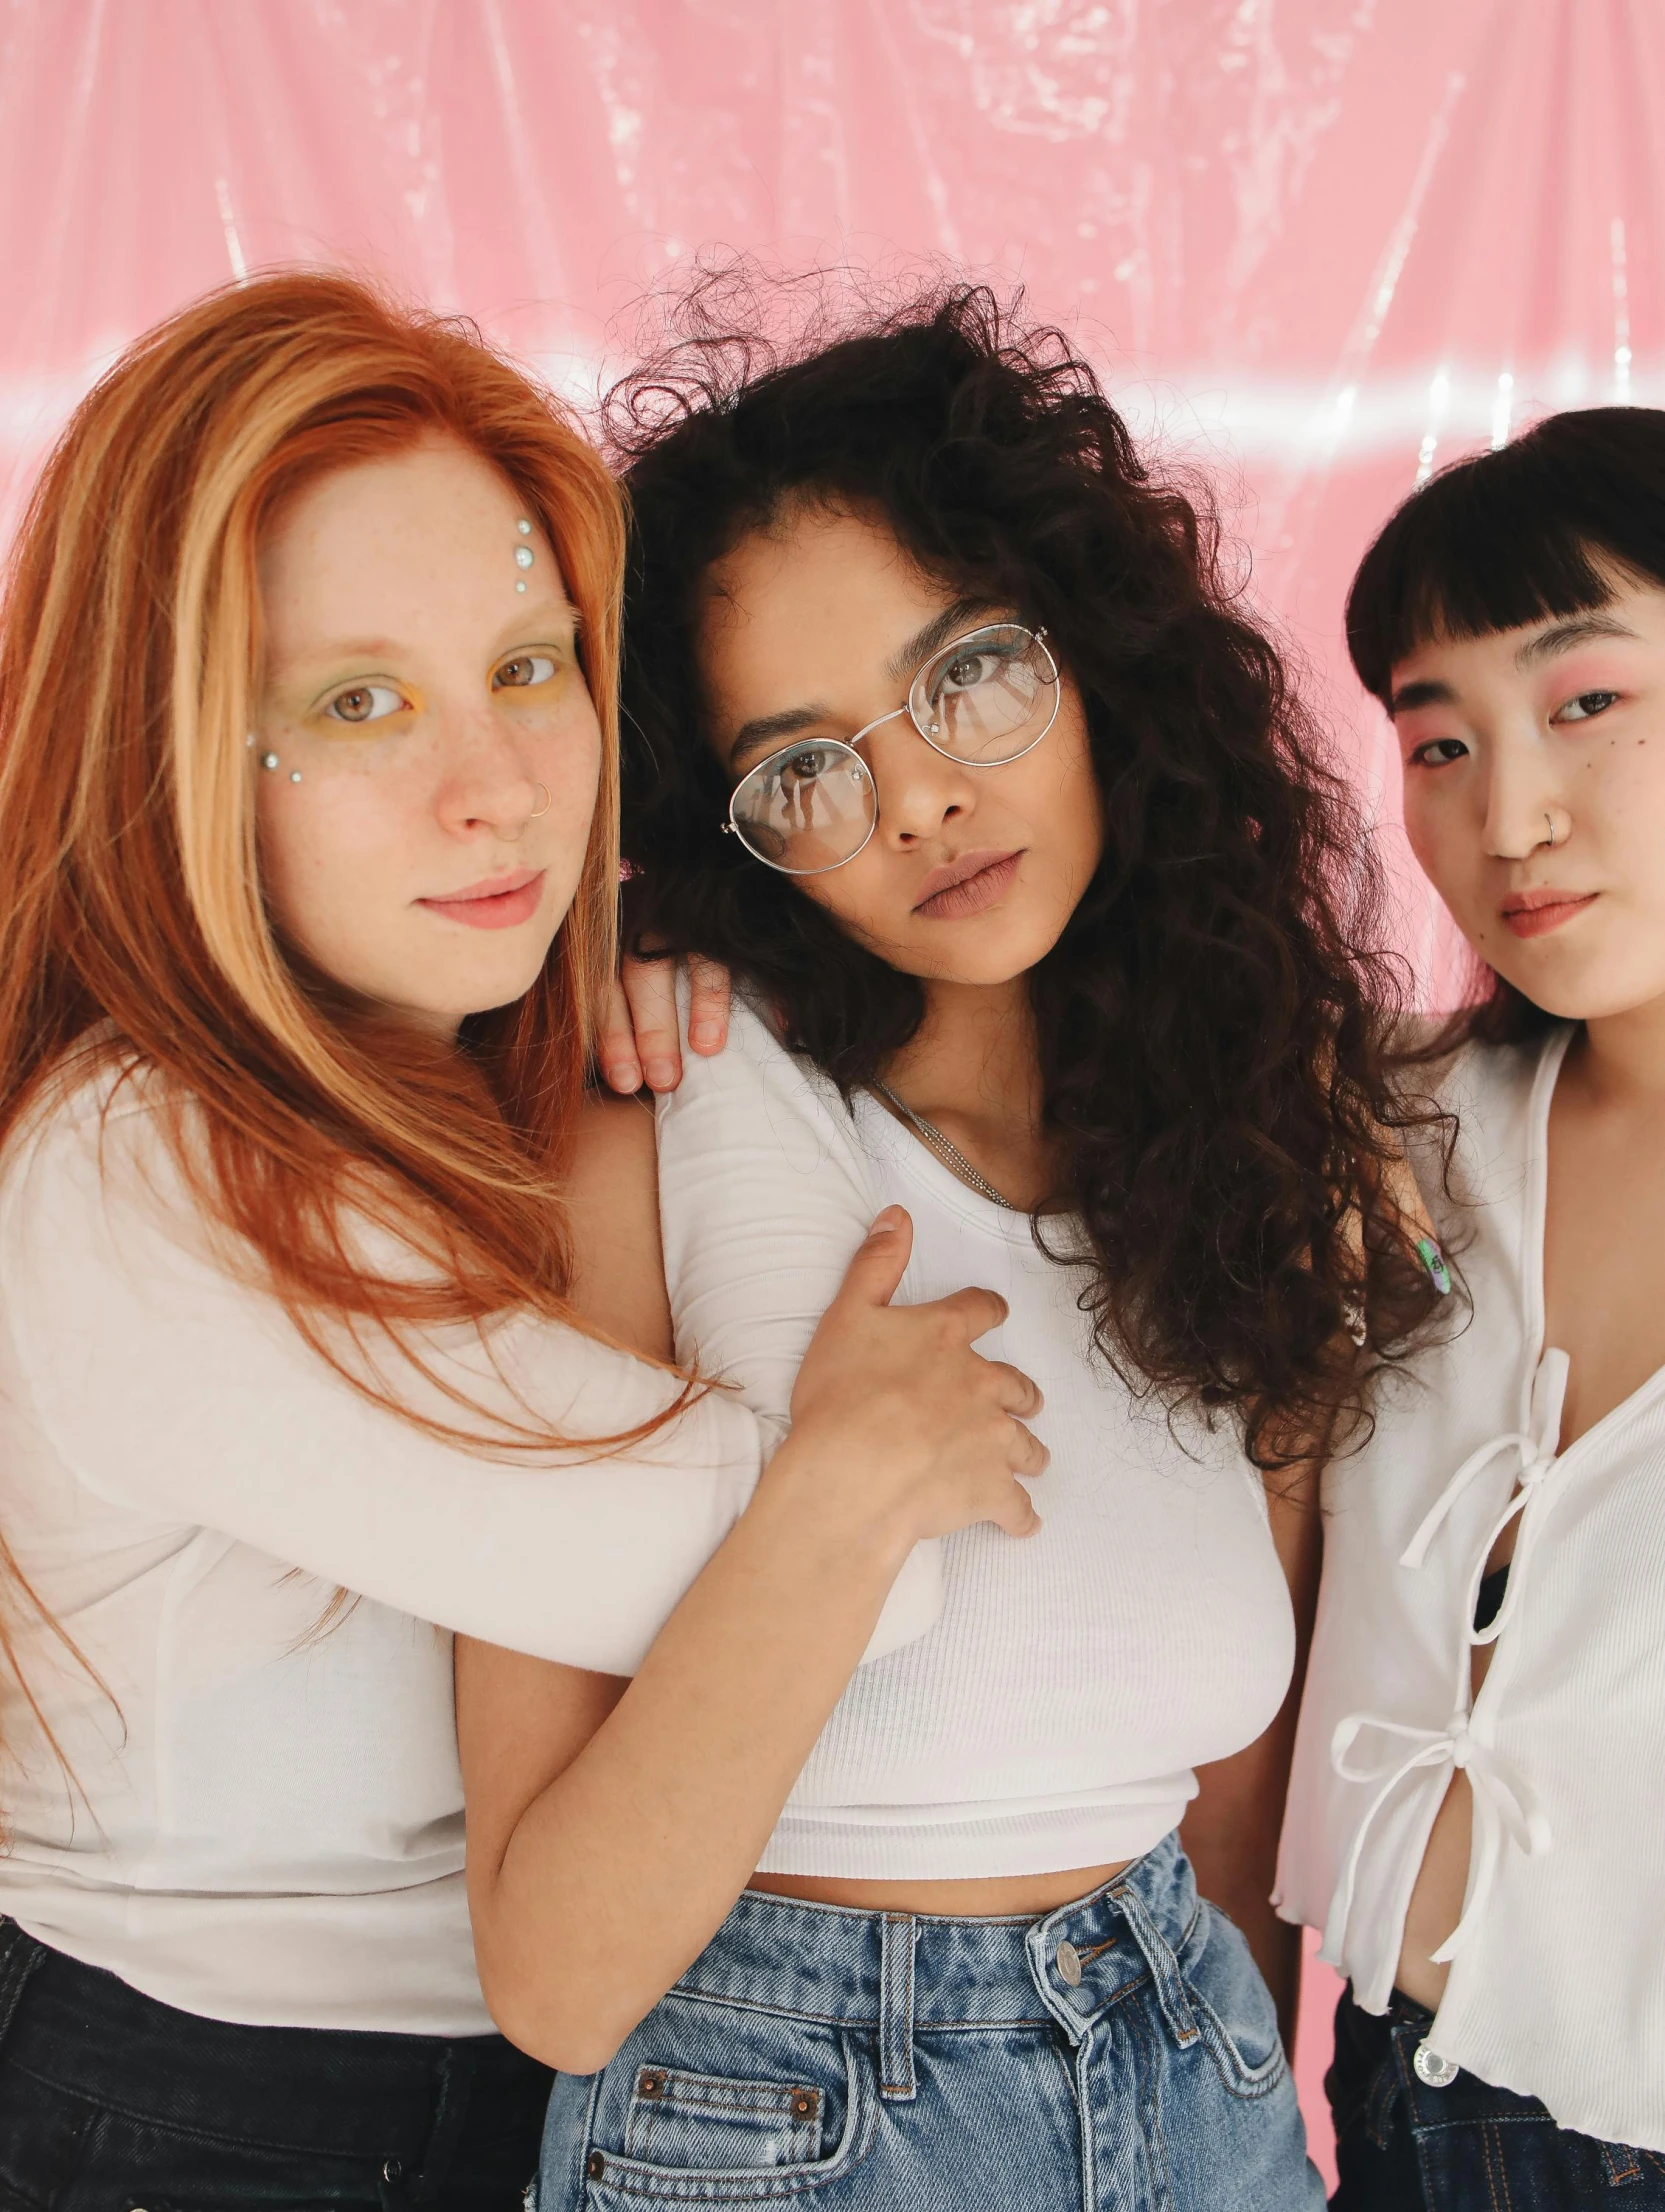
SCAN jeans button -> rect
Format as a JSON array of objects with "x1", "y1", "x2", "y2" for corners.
[
  {"x1": 1055, "y1": 1939, "x2": 1084, "y2": 1987},
  {"x1": 1413, "y1": 2040, "x2": 1459, "y2": 2088},
  {"x1": 382, "y1": 2158, "x2": 405, "y2": 2183}
]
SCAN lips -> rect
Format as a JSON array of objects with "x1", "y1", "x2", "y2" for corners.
[
  {"x1": 417, "y1": 867, "x2": 546, "y2": 931},
  {"x1": 1499, "y1": 887, "x2": 1598, "y2": 940},
  {"x1": 912, "y1": 849, "x2": 1024, "y2": 920}
]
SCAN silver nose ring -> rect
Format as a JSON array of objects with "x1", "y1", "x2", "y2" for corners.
[{"x1": 1544, "y1": 811, "x2": 1557, "y2": 848}]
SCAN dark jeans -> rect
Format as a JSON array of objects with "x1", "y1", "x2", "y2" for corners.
[
  {"x1": 1327, "y1": 1983, "x2": 1665, "y2": 2209},
  {"x1": 0, "y1": 1917, "x2": 552, "y2": 2209}
]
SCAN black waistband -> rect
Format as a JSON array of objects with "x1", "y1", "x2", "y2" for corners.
[{"x1": 0, "y1": 1919, "x2": 549, "y2": 2162}]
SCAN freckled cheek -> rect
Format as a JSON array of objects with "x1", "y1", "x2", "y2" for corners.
[
  {"x1": 1575, "y1": 733, "x2": 1665, "y2": 849},
  {"x1": 539, "y1": 748, "x2": 604, "y2": 900},
  {"x1": 548, "y1": 708, "x2": 602, "y2": 808},
  {"x1": 253, "y1": 777, "x2": 322, "y2": 909},
  {"x1": 255, "y1": 772, "x2": 426, "y2": 945}
]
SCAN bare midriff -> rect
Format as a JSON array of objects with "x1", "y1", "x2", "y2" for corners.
[
  {"x1": 1396, "y1": 1777, "x2": 1474, "y2": 2009},
  {"x1": 748, "y1": 1861, "x2": 1135, "y2": 1917},
  {"x1": 1394, "y1": 1527, "x2": 1517, "y2": 2009}
]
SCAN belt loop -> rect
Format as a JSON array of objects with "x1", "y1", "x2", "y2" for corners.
[
  {"x1": 1600, "y1": 2140, "x2": 1644, "y2": 2186},
  {"x1": 0, "y1": 1919, "x2": 46, "y2": 2056},
  {"x1": 878, "y1": 1914, "x2": 919, "y2": 2101},
  {"x1": 409, "y1": 2043, "x2": 476, "y2": 2204},
  {"x1": 1111, "y1": 1883, "x2": 1199, "y2": 2050}
]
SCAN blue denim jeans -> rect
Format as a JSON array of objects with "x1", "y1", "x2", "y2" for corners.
[
  {"x1": 1327, "y1": 1985, "x2": 1665, "y2": 2209},
  {"x1": 538, "y1": 1832, "x2": 1322, "y2": 2210}
]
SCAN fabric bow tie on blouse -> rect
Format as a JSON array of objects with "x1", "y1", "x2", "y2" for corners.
[{"x1": 1323, "y1": 1346, "x2": 1570, "y2": 1972}]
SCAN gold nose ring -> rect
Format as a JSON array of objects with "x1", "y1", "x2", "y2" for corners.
[{"x1": 529, "y1": 783, "x2": 551, "y2": 819}]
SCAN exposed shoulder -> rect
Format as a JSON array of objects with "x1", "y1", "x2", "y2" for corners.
[
  {"x1": 564, "y1": 1091, "x2": 673, "y2": 1362},
  {"x1": 570, "y1": 1087, "x2": 659, "y2": 1190}
]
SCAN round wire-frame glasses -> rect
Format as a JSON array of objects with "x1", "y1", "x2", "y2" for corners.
[{"x1": 721, "y1": 621, "x2": 1060, "y2": 877}]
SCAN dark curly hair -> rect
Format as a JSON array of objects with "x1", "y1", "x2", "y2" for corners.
[
  {"x1": 1348, "y1": 404, "x2": 1665, "y2": 1054},
  {"x1": 606, "y1": 278, "x2": 1441, "y2": 1464}
]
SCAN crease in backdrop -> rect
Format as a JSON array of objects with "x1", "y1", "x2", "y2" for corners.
[{"x1": 0, "y1": 0, "x2": 1656, "y2": 2183}]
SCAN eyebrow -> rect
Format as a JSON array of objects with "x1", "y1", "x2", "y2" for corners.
[
  {"x1": 278, "y1": 605, "x2": 581, "y2": 678},
  {"x1": 1388, "y1": 676, "x2": 1458, "y2": 716},
  {"x1": 1513, "y1": 612, "x2": 1638, "y2": 668},
  {"x1": 1389, "y1": 610, "x2": 1644, "y2": 716},
  {"x1": 726, "y1": 596, "x2": 1003, "y2": 769},
  {"x1": 727, "y1": 705, "x2": 829, "y2": 768},
  {"x1": 883, "y1": 597, "x2": 1001, "y2": 683}
]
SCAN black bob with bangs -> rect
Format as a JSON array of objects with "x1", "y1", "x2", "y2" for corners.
[
  {"x1": 1347, "y1": 405, "x2": 1665, "y2": 1042},
  {"x1": 1348, "y1": 407, "x2": 1665, "y2": 702}
]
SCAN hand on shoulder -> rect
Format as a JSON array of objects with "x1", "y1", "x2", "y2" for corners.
[{"x1": 595, "y1": 953, "x2": 733, "y2": 1096}]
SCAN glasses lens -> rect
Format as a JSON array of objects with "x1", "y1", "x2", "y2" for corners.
[
  {"x1": 910, "y1": 624, "x2": 1058, "y2": 765},
  {"x1": 729, "y1": 739, "x2": 877, "y2": 874}
]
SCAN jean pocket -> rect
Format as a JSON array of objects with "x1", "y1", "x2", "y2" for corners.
[
  {"x1": 1175, "y1": 1902, "x2": 1288, "y2": 2100},
  {"x1": 580, "y1": 2031, "x2": 875, "y2": 2204},
  {"x1": 622, "y1": 2065, "x2": 824, "y2": 2169}
]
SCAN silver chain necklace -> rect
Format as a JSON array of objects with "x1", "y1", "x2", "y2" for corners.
[{"x1": 868, "y1": 1080, "x2": 1018, "y2": 1211}]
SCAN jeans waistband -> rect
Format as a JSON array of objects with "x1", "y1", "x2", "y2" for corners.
[
  {"x1": 0, "y1": 1918, "x2": 546, "y2": 2159},
  {"x1": 675, "y1": 1830, "x2": 1199, "y2": 2086}
]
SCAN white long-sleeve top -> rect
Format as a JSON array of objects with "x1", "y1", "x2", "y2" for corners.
[
  {"x1": 656, "y1": 998, "x2": 1294, "y2": 1880},
  {"x1": 1277, "y1": 1024, "x2": 1665, "y2": 2151},
  {"x1": 0, "y1": 1056, "x2": 768, "y2": 2034}
]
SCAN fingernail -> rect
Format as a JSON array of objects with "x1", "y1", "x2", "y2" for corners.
[
  {"x1": 644, "y1": 1059, "x2": 677, "y2": 1092},
  {"x1": 1416, "y1": 1235, "x2": 1452, "y2": 1296},
  {"x1": 866, "y1": 1206, "x2": 903, "y2": 1237},
  {"x1": 608, "y1": 1061, "x2": 642, "y2": 1092},
  {"x1": 689, "y1": 1022, "x2": 721, "y2": 1049}
]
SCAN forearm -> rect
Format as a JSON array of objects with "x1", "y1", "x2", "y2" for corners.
[
  {"x1": 1191, "y1": 1836, "x2": 1302, "y2": 2044},
  {"x1": 1182, "y1": 1462, "x2": 1322, "y2": 2053},
  {"x1": 1181, "y1": 1762, "x2": 1302, "y2": 2049},
  {"x1": 466, "y1": 1449, "x2": 908, "y2": 2072}
]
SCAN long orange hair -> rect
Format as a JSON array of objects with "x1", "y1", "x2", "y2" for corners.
[{"x1": 0, "y1": 269, "x2": 674, "y2": 1452}]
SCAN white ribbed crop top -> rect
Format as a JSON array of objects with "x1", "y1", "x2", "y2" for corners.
[{"x1": 656, "y1": 998, "x2": 1295, "y2": 1881}]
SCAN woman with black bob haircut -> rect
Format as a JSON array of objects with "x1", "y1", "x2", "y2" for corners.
[
  {"x1": 1280, "y1": 406, "x2": 1665, "y2": 2206},
  {"x1": 462, "y1": 284, "x2": 1444, "y2": 2210}
]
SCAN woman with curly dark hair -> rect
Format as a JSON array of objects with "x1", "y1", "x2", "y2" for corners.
[{"x1": 460, "y1": 286, "x2": 1442, "y2": 2209}]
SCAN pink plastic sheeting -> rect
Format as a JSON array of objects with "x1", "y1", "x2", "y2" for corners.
[
  {"x1": 2, "y1": 0, "x2": 1658, "y2": 2180},
  {"x1": 5, "y1": 0, "x2": 1660, "y2": 982}
]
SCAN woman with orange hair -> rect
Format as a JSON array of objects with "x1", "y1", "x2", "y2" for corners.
[{"x1": 0, "y1": 273, "x2": 1042, "y2": 2207}]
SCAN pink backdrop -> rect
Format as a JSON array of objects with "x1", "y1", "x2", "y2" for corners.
[{"x1": 4, "y1": 0, "x2": 1659, "y2": 2183}]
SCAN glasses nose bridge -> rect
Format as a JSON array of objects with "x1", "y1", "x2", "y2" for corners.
[{"x1": 848, "y1": 700, "x2": 916, "y2": 754}]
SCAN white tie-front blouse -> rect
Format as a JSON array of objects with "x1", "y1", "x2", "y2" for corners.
[{"x1": 1277, "y1": 1024, "x2": 1665, "y2": 2151}]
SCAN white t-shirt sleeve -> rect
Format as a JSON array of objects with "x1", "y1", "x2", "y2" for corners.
[
  {"x1": 1, "y1": 1090, "x2": 762, "y2": 1677},
  {"x1": 654, "y1": 989, "x2": 943, "y2": 1657}
]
